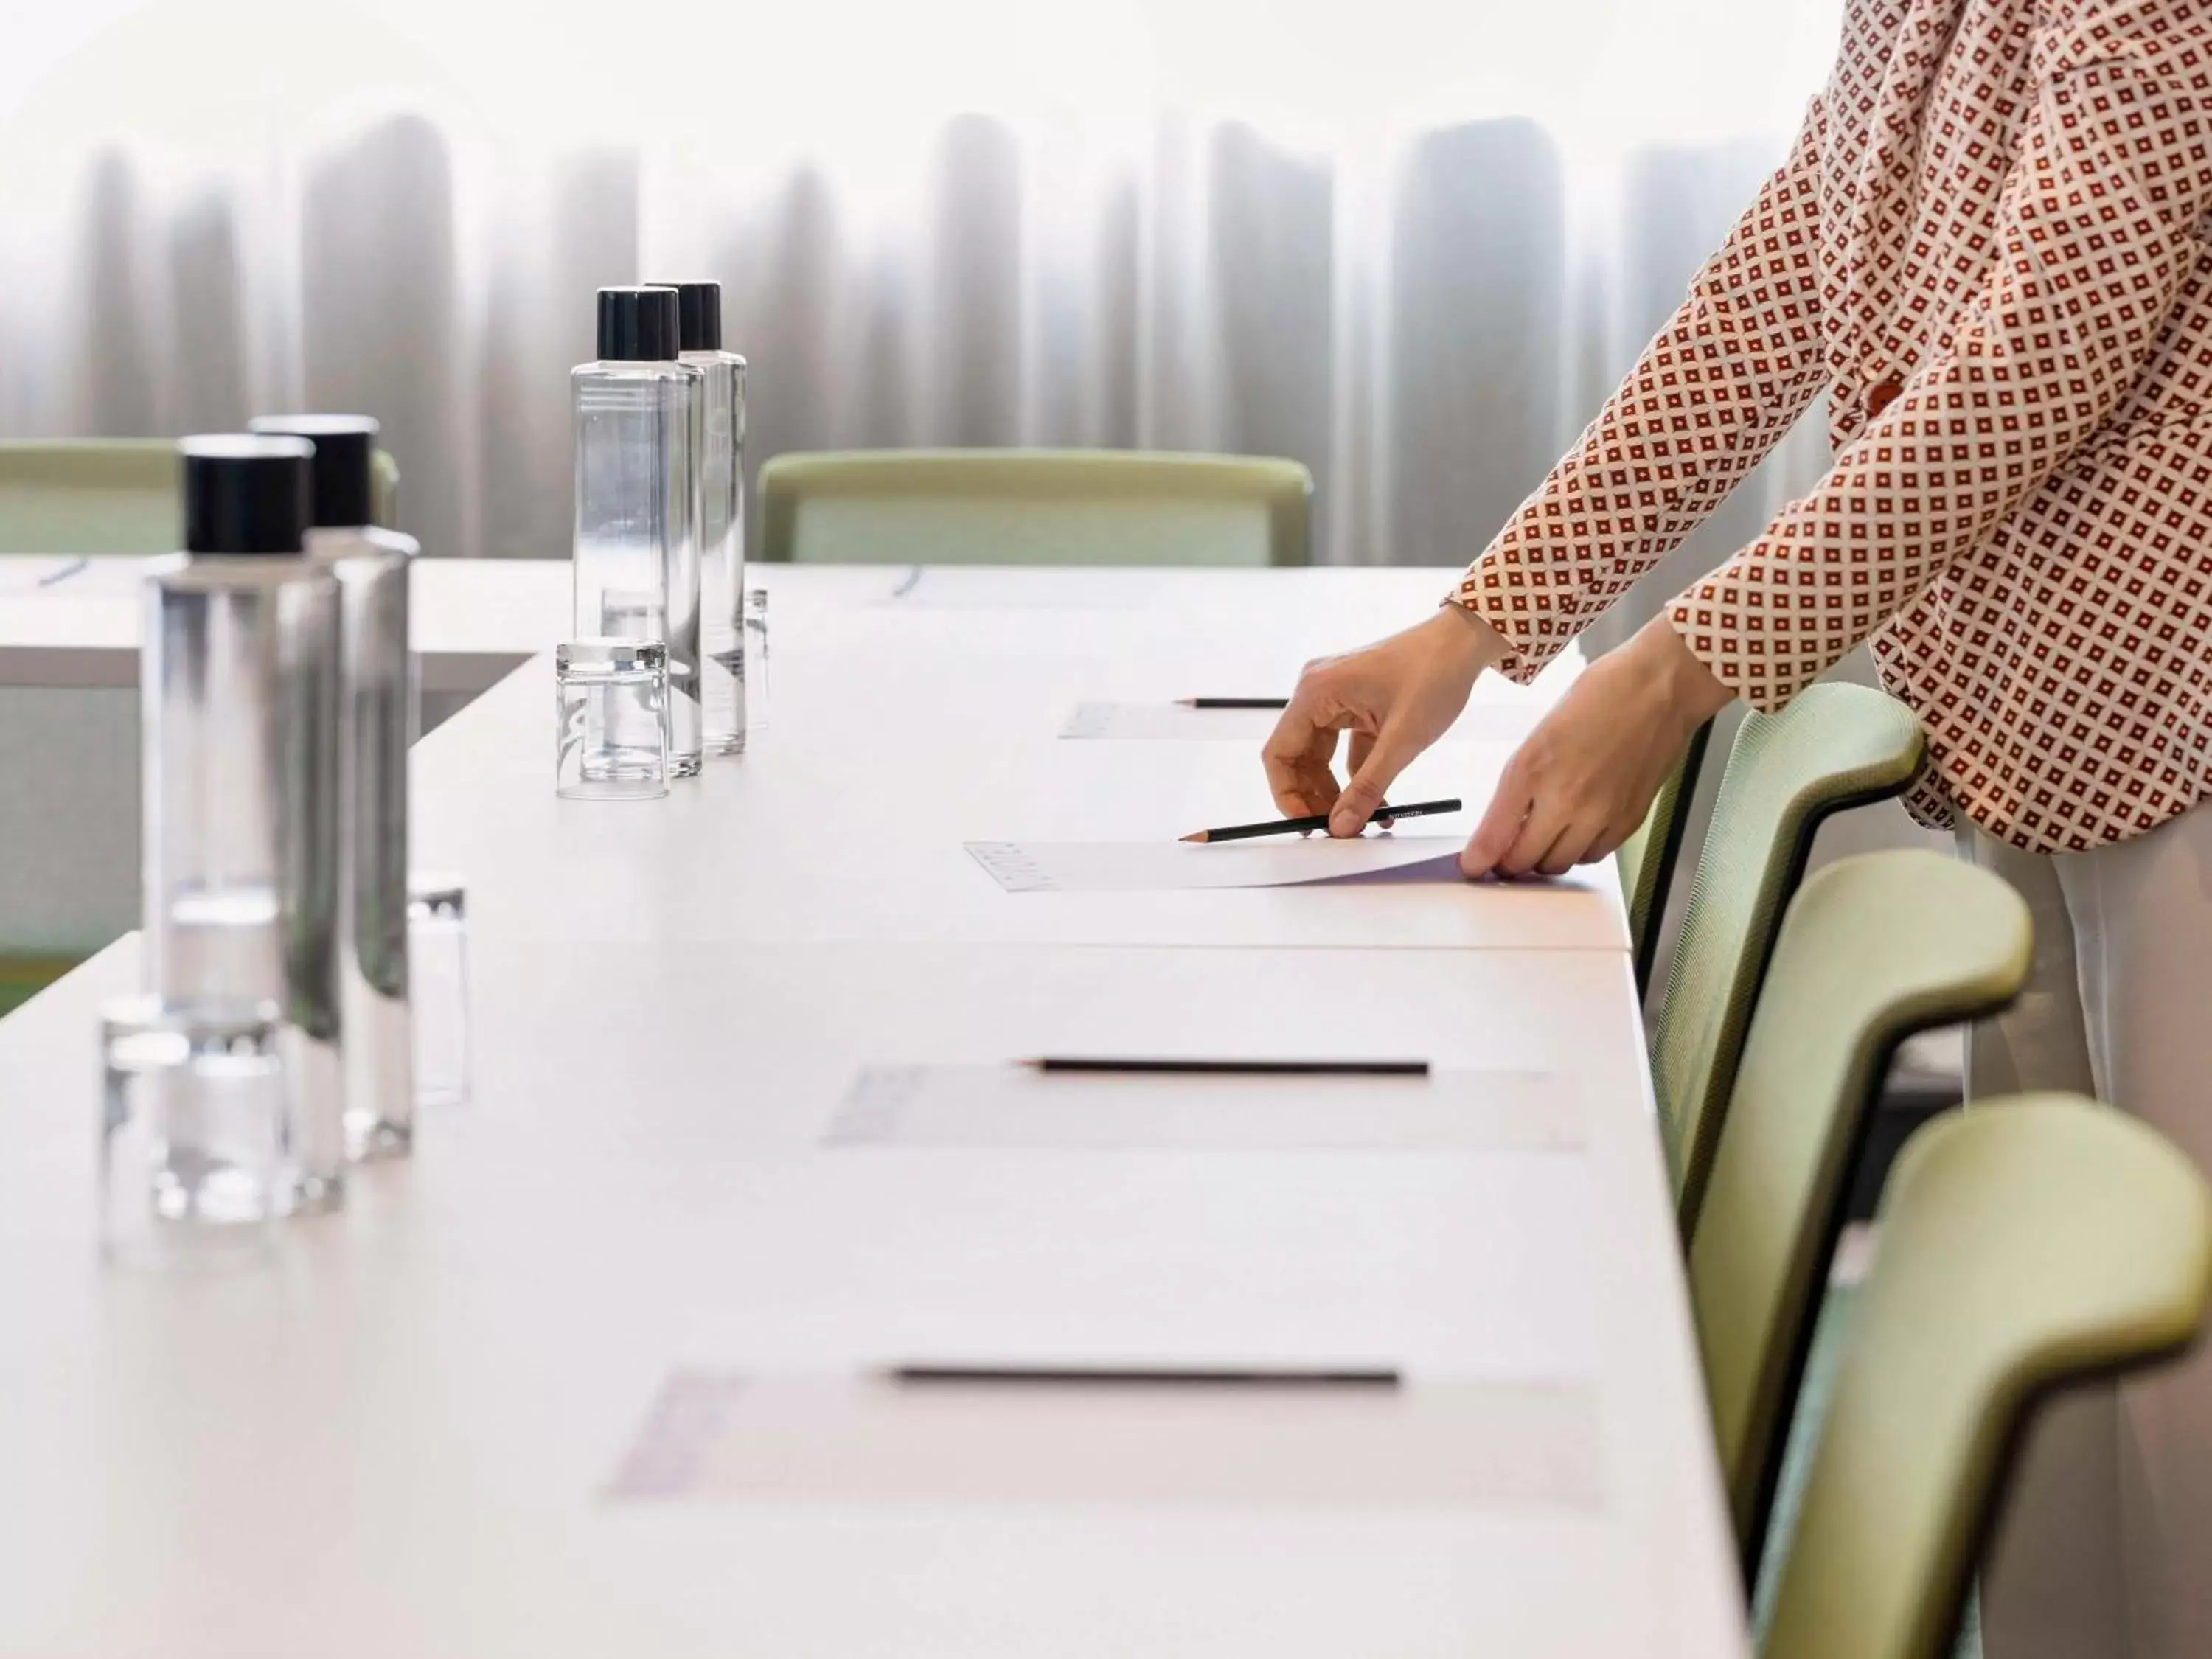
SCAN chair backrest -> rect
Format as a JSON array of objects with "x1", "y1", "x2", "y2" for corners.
[
  {"x1": 1761, "y1": 1097, "x2": 2212, "y2": 1659},
  {"x1": 369, "y1": 449, "x2": 400, "y2": 529},
  {"x1": 0, "y1": 441, "x2": 178, "y2": 553},
  {"x1": 1618, "y1": 718, "x2": 1714, "y2": 999},
  {"x1": 1650, "y1": 683, "x2": 1926, "y2": 1234},
  {"x1": 1691, "y1": 850, "x2": 2031, "y2": 1581},
  {"x1": 0, "y1": 439, "x2": 402, "y2": 554},
  {"x1": 758, "y1": 448, "x2": 1313, "y2": 566}
]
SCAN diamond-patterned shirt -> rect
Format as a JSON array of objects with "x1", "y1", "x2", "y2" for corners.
[{"x1": 1451, "y1": 0, "x2": 2212, "y2": 851}]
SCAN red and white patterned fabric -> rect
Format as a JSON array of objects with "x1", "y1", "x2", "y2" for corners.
[{"x1": 1451, "y1": 0, "x2": 2212, "y2": 852}]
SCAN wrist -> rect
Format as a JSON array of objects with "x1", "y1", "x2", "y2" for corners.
[
  {"x1": 1633, "y1": 614, "x2": 1733, "y2": 728},
  {"x1": 1432, "y1": 599, "x2": 1509, "y2": 676}
]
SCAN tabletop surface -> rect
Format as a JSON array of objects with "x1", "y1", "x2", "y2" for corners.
[
  {"x1": 0, "y1": 563, "x2": 1745, "y2": 1659},
  {"x1": 0, "y1": 554, "x2": 571, "y2": 690}
]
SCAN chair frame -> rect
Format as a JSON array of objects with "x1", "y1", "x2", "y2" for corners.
[
  {"x1": 1734, "y1": 975, "x2": 2026, "y2": 1588},
  {"x1": 1627, "y1": 717, "x2": 1714, "y2": 999},
  {"x1": 1762, "y1": 1099, "x2": 2212, "y2": 1659},
  {"x1": 1660, "y1": 689, "x2": 1928, "y2": 1236}
]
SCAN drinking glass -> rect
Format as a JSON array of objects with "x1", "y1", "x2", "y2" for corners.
[
  {"x1": 100, "y1": 995, "x2": 285, "y2": 1270},
  {"x1": 556, "y1": 638, "x2": 669, "y2": 799},
  {"x1": 408, "y1": 874, "x2": 470, "y2": 1110}
]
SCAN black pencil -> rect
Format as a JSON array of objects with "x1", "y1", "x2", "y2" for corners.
[
  {"x1": 1020, "y1": 1057, "x2": 1430, "y2": 1077},
  {"x1": 1176, "y1": 696, "x2": 1289, "y2": 709},
  {"x1": 1180, "y1": 796, "x2": 1462, "y2": 844},
  {"x1": 888, "y1": 1364, "x2": 1402, "y2": 1388}
]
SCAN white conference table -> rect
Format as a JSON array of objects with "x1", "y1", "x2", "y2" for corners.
[
  {"x1": 0, "y1": 564, "x2": 1747, "y2": 1658},
  {"x1": 0, "y1": 553, "x2": 569, "y2": 693}
]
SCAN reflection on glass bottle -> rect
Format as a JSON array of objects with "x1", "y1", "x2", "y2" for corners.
[
  {"x1": 251, "y1": 412, "x2": 421, "y2": 1161},
  {"x1": 142, "y1": 436, "x2": 344, "y2": 1211},
  {"x1": 572, "y1": 285, "x2": 703, "y2": 776},
  {"x1": 653, "y1": 279, "x2": 748, "y2": 755},
  {"x1": 744, "y1": 586, "x2": 769, "y2": 732}
]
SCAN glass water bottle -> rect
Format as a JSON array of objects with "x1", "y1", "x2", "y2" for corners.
[
  {"x1": 572, "y1": 285, "x2": 703, "y2": 777},
  {"x1": 142, "y1": 437, "x2": 345, "y2": 1211},
  {"x1": 251, "y1": 414, "x2": 420, "y2": 1161},
  {"x1": 656, "y1": 279, "x2": 747, "y2": 754}
]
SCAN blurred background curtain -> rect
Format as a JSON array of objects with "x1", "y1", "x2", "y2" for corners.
[{"x1": 0, "y1": 0, "x2": 1843, "y2": 602}]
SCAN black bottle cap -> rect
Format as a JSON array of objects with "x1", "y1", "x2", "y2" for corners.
[
  {"x1": 647, "y1": 280, "x2": 722, "y2": 352},
  {"x1": 248, "y1": 414, "x2": 378, "y2": 527},
  {"x1": 179, "y1": 435, "x2": 314, "y2": 555},
  {"x1": 597, "y1": 286, "x2": 681, "y2": 361}
]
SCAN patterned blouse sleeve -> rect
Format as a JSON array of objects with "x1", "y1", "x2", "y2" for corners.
[
  {"x1": 1446, "y1": 97, "x2": 1830, "y2": 682},
  {"x1": 1672, "y1": 3, "x2": 2212, "y2": 712}
]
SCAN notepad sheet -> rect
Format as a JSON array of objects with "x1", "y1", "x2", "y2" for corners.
[
  {"x1": 1060, "y1": 700, "x2": 1534, "y2": 741},
  {"x1": 606, "y1": 1369, "x2": 1604, "y2": 1509},
  {"x1": 828, "y1": 1064, "x2": 1582, "y2": 1152},
  {"x1": 875, "y1": 568, "x2": 1161, "y2": 609},
  {"x1": 965, "y1": 835, "x2": 1472, "y2": 893}
]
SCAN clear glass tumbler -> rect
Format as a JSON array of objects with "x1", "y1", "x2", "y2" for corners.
[
  {"x1": 743, "y1": 588, "x2": 769, "y2": 733},
  {"x1": 556, "y1": 639, "x2": 670, "y2": 799},
  {"x1": 101, "y1": 995, "x2": 285, "y2": 1270},
  {"x1": 408, "y1": 874, "x2": 470, "y2": 1110}
]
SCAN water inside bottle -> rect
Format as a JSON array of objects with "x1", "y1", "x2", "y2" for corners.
[{"x1": 161, "y1": 884, "x2": 284, "y2": 998}]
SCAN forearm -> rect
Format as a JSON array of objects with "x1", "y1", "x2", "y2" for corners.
[
  {"x1": 1674, "y1": 40, "x2": 2212, "y2": 710},
  {"x1": 1453, "y1": 100, "x2": 1829, "y2": 681}
]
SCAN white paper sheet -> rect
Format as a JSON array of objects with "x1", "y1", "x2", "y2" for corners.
[
  {"x1": 605, "y1": 1369, "x2": 1604, "y2": 1509},
  {"x1": 829, "y1": 1063, "x2": 1582, "y2": 1152},
  {"x1": 1060, "y1": 700, "x2": 1534, "y2": 742},
  {"x1": 32, "y1": 555, "x2": 156, "y2": 596},
  {"x1": 965, "y1": 835, "x2": 1471, "y2": 893},
  {"x1": 0, "y1": 557, "x2": 89, "y2": 594},
  {"x1": 876, "y1": 567, "x2": 1162, "y2": 609}
]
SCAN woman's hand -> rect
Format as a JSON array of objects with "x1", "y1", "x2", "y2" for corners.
[
  {"x1": 1459, "y1": 616, "x2": 1735, "y2": 879},
  {"x1": 1262, "y1": 605, "x2": 1507, "y2": 837}
]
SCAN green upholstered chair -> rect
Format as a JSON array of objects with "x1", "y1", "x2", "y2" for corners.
[
  {"x1": 757, "y1": 449, "x2": 1313, "y2": 566},
  {"x1": 0, "y1": 439, "x2": 400, "y2": 554},
  {"x1": 1618, "y1": 719, "x2": 1713, "y2": 999},
  {"x1": 0, "y1": 437, "x2": 397, "y2": 1016},
  {"x1": 1651, "y1": 684, "x2": 1927, "y2": 1235},
  {"x1": 1689, "y1": 850, "x2": 2031, "y2": 1586},
  {"x1": 1760, "y1": 1097, "x2": 2212, "y2": 1659},
  {"x1": 0, "y1": 441, "x2": 179, "y2": 553}
]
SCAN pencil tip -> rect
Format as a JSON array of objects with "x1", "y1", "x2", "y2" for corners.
[
  {"x1": 1179, "y1": 831, "x2": 1209, "y2": 843},
  {"x1": 1174, "y1": 697, "x2": 1197, "y2": 706}
]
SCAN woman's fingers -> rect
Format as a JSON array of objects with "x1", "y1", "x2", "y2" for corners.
[
  {"x1": 1262, "y1": 702, "x2": 1351, "y2": 817},
  {"x1": 1329, "y1": 715, "x2": 1427, "y2": 837},
  {"x1": 1460, "y1": 755, "x2": 1537, "y2": 877},
  {"x1": 1495, "y1": 796, "x2": 1574, "y2": 878},
  {"x1": 1586, "y1": 814, "x2": 1645, "y2": 864},
  {"x1": 1534, "y1": 820, "x2": 1604, "y2": 878},
  {"x1": 1347, "y1": 728, "x2": 1375, "y2": 781},
  {"x1": 1262, "y1": 610, "x2": 1502, "y2": 829}
]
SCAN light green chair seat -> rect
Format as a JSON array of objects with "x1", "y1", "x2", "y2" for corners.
[
  {"x1": 1761, "y1": 1097, "x2": 2212, "y2": 1659},
  {"x1": 1691, "y1": 850, "x2": 2031, "y2": 1582},
  {"x1": 1618, "y1": 718, "x2": 1714, "y2": 999},
  {"x1": 1652, "y1": 684, "x2": 1927, "y2": 1234},
  {"x1": 0, "y1": 439, "x2": 400, "y2": 554},
  {"x1": 758, "y1": 448, "x2": 1313, "y2": 566}
]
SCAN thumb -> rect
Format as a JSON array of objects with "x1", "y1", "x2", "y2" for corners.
[{"x1": 1329, "y1": 720, "x2": 1422, "y2": 836}]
